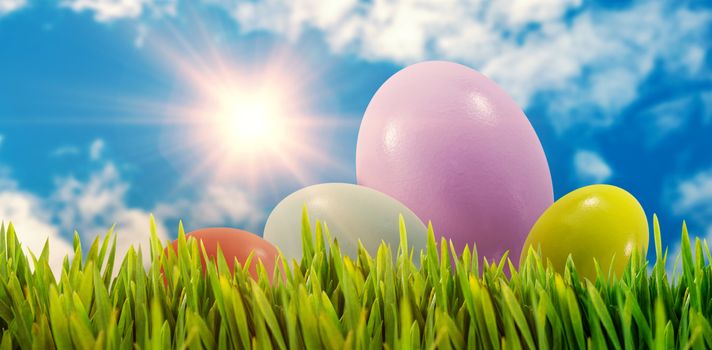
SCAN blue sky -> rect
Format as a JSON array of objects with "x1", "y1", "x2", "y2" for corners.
[{"x1": 1, "y1": 0, "x2": 711, "y2": 271}]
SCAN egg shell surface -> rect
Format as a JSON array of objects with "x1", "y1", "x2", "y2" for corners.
[
  {"x1": 263, "y1": 183, "x2": 428, "y2": 262},
  {"x1": 164, "y1": 227, "x2": 279, "y2": 281},
  {"x1": 520, "y1": 184, "x2": 649, "y2": 281},
  {"x1": 356, "y1": 60, "x2": 553, "y2": 264}
]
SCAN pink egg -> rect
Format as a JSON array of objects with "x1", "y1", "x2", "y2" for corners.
[{"x1": 356, "y1": 61, "x2": 553, "y2": 265}]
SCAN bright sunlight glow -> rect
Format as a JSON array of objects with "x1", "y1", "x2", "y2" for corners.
[
  {"x1": 164, "y1": 53, "x2": 349, "y2": 189},
  {"x1": 216, "y1": 91, "x2": 287, "y2": 156},
  {"x1": 102, "y1": 25, "x2": 354, "y2": 192}
]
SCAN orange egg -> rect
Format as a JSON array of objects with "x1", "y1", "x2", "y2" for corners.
[{"x1": 162, "y1": 227, "x2": 279, "y2": 282}]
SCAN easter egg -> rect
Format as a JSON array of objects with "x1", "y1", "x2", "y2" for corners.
[
  {"x1": 520, "y1": 184, "x2": 649, "y2": 281},
  {"x1": 164, "y1": 227, "x2": 279, "y2": 280},
  {"x1": 263, "y1": 183, "x2": 428, "y2": 262},
  {"x1": 356, "y1": 60, "x2": 553, "y2": 265}
]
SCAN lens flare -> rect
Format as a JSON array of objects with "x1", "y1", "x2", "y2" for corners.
[
  {"x1": 212, "y1": 88, "x2": 288, "y2": 156},
  {"x1": 169, "y1": 58, "x2": 347, "y2": 191},
  {"x1": 142, "y1": 34, "x2": 356, "y2": 193},
  {"x1": 30, "y1": 13, "x2": 355, "y2": 194}
]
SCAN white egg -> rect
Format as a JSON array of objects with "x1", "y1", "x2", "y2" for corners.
[{"x1": 263, "y1": 183, "x2": 428, "y2": 262}]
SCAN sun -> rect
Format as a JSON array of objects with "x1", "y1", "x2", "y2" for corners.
[
  {"x1": 213, "y1": 89, "x2": 288, "y2": 157},
  {"x1": 161, "y1": 57, "x2": 350, "y2": 190},
  {"x1": 183, "y1": 76, "x2": 320, "y2": 187},
  {"x1": 100, "y1": 29, "x2": 353, "y2": 191}
]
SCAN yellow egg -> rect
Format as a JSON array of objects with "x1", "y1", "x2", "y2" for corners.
[{"x1": 520, "y1": 184, "x2": 649, "y2": 281}]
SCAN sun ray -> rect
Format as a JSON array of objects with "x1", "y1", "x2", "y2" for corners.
[
  {"x1": 14, "y1": 8, "x2": 350, "y2": 197},
  {"x1": 139, "y1": 33, "x2": 349, "y2": 193}
]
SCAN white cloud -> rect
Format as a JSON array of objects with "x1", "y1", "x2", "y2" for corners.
[
  {"x1": 51, "y1": 162, "x2": 265, "y2": 270},
  {"x1": 636, "y1": 97, "x2": 691, "y2": 147},
  {"x1": 134, "y1": 24, "x2": 149, "y2": 48},
  {"x1": 60, "y1": 0, "x2": 176, "y2": 22},
  {"x1": 668, "y1": 169, "x2": 712, "y2": 275},
  {"x1": 673, "y1": 169, "x2": 712, "y2": 221},
  {"x1": 0, "y1": 192, "x2": 74, "y2": 276},
  {"x1": 60, "y1": 0, "x2": 143, "y2": 21},
  {"x1": 51, "y1": 145, "x2": 81, "y2": 157},
  {"x1": 154, "y1": 181, "x2": 264, "y2": 232},
  {"x1": 0, "y1": 136, "x2": 265, "y2": 276},
  {"x1": 229, "y1": 0, "x2": 711, "y2": 134},
  {"x1": 89, "y1": 138, "x2": 105, "y2": 160},
  {"x1": 0, "y1": 166, "x2": 15, "y2": 190},
  {"x1": 0, "y1": 137, "x2": 169, "y2": 275},
  {"x1": 0, "y1": 170, "x2": 74, "y2": 276},
  {"x1": 573, "y1": 150, "x2": 612, "y2": 184},
  {"x1": 0, "y1": 0, "x2": 26, "y2": 16},
  {"x1": 52, "y1": 162, "x2": 169, "y2": 270}
]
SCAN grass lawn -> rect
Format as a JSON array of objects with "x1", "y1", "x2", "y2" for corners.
[{"x1": 0, "y1": 210, "x2": 709, "y2": 349}]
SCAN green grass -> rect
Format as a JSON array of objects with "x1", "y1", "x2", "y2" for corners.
[{"x1": 0, "y1": 210, "x2": 711, "y2": 349}]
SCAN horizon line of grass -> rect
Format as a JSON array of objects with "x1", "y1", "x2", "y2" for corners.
[{"x1": 0, "y1": 210, "x2": 710, "y2": 349}]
